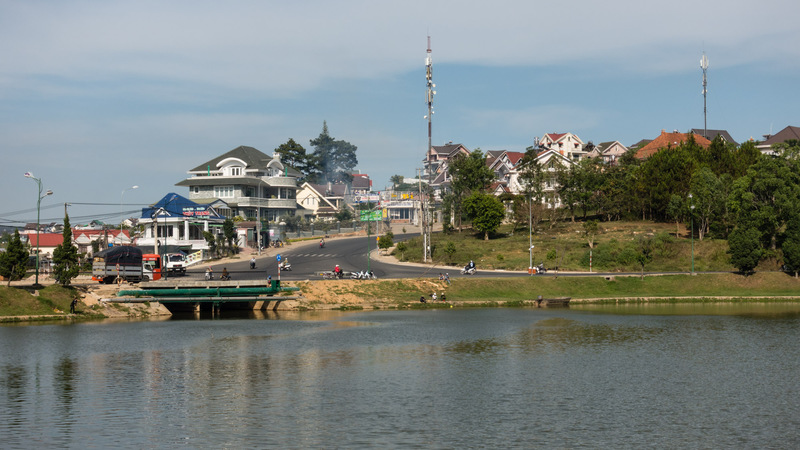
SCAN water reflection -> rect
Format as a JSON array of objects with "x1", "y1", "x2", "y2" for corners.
[
  {"x1": 2, "y1": 306, "x2": 800, "y2": 448},
  {"x1": 573, "y1": 301, "x2": 800, "y2": 317}
]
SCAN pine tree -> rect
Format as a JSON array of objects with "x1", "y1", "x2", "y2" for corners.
[
  {"x1": 52, "y1": 214, "x2": 80, "y2": 286},
  {"x1": 0, "y1": 230, "x2": 29, "y2": 286}
]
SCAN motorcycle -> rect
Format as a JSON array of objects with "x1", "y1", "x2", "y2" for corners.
[
  {"x1": 461, "y1": 266, "x2": 476, "y2": 275},
  {"x1": 351, "y1": 270, "x2": 377, "y2": 280},
  {"x1": 319, "y1": 241, "x2": 326, "y2": 249},
  {"x1": 279, "y1": 261, "x2": 292, "y2": 271},
  {"x1": 536, "y1": 263, "x2": 547, "y2": 274}
]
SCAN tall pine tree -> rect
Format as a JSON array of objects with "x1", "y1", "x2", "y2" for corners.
[{"x1": 52, "y1": 213, "x2": 80, "y2": 286}]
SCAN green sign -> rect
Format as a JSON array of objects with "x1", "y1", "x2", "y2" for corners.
[{"x1": 359, "y1": 210, "x2": 382, "y2": 221}]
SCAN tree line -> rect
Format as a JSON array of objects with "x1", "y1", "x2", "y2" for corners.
[{"x1": 445, "y1": 135, "x2": 800, "y2": 274}]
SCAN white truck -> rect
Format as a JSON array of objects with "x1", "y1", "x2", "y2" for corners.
[{"x1": 163, "y1": 253, "x2": 187, "y2": 276}]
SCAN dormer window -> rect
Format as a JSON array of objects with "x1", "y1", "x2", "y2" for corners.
[{"x1": 229, "y1": 166, "x2": 242, "y2": 176}]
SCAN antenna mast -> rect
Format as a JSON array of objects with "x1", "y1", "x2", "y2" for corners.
[
  {"x1": 701, "y1": 52, "x2": 708, "y2": 139},
  {"x1": 422, "y1": 36, "x2": 435, "y2": 262}
]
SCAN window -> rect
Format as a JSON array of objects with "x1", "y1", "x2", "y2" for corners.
[
  {"x1": 214, "y1": 186, "x2": 235, "y2": 198},
  {"x1": 229, "y1": 166, "x2": 242, "y2": 176}
]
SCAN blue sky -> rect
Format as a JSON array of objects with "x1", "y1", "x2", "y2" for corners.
[{"x1": 2, "y1": 0, "x2": 799, "y2": 227}]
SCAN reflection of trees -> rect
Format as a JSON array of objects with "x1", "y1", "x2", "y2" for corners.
[
  {"x1": 55, "y1": 357, "x2": 77, "y2": 435},
  {"x1": 511, "y1": 318, "x2": 663, "y2": 353}
]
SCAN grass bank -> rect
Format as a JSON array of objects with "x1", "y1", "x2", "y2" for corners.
[
  {"x1": 396, "y1": 221, "x2": 737, "y2": 273},
  {"x1": 0, "y1": 285, "x2": 85, "y2": 321},
  {"x1": 299, "y1": 272, "x2": 800, "y2": 306}
]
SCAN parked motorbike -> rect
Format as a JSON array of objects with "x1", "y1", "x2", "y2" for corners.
[{"x1": 351, "y1": 270, "x2": 377, "y2": 280}]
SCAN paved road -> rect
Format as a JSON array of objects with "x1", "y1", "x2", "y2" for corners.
[{"x1": 179, "y1": 233, "x2": 725, "y2": 282}]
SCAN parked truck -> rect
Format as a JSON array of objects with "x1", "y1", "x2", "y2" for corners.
[
  {"x1": 92, "y1": 246, "x2": 162, "y2": 284},
  {"x1": 163, "y1": 253, "x2": 187, "y2": 276}
]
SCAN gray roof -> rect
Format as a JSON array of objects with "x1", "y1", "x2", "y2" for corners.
[
  {"x1": 761, "y1": 125, "x2": 800, "y2": 146},
  {"x1": 189, "y1": 145, "x2": 273, "y2": 172},
  {"x1": 690, "y1": 129, "x2": 738, "y2": 145}
]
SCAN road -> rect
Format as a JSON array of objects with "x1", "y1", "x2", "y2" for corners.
[{"x1": 179, "y1": 233, "x2": 722, "y2": 282}]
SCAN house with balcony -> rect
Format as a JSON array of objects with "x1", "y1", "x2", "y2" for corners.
[
  {"x1": 585, "y1": 141, "x2": 629, "y2": 165},
  {"x1": 175, "y1": 145, "x2": 301, "y2": 222},
  {"x1": 538, "y1": 132, "x2": 587, "y2": 161},
  {"x1": 423, "y1": 142, "x2": 470, "y2": 197},
  {"x1": 137, "y1": 193, "x2": 228, "y2": 255}
]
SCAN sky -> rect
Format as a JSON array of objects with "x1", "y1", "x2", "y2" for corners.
[{"x1": 2, "y1": 0, "x2": 799, "y2": 227}]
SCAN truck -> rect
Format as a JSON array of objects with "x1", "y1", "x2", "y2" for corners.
[
  {"x1": 163, "y1": 252, "x2": 187, "y2": 276},
  {"x1": 92, "y1": 246, "x2": 162, "y2": 284}
]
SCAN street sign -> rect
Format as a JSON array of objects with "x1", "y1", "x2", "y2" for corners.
[
  {"x1": 276, "y1": 254, "x2": 282, "y2": 262},
  {"x1": 359, "y1": 210, "x2": 382, "y2": 221}
]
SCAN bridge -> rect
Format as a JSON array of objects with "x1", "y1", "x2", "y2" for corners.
[{"x1": 109, "y1": 279, "x2": 301, "y2": 313}]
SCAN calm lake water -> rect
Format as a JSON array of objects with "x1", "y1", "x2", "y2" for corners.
[{"x1": 2, "y1": 303, "x2": 800, "y2": 449}]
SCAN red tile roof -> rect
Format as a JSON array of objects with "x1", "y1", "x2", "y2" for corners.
[{"x1": 635, "y1": 130, "x2": 712, "y2": 159}]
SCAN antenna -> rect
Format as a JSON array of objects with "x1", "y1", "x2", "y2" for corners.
[
  {"x1": 422, "y1": 35, "x2": 435, "y2": 263},
  {"x1": 701, "y1": 51, "x2": 708, "y2": 139}
]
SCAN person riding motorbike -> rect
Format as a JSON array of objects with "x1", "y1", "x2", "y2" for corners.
[
  {"x1": 333, "y1": 264, "x2": 342, "y2": 279},
  {"x1": 221, "y1": 267, "x2": 231, "y2": 281},
  {"x1": 250, "y1": 256, "x2": 256, "y2": 269},
  {"x1": 319, "y1": 238, "x2": 325, "y2": 248}
]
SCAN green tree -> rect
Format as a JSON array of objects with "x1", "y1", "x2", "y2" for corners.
[
  {"x1": 203, "y1": 231, "x2": 217, "y2": 258},
  {"x1": 222, "y1": 218, "x2": 236, "y2": 256},
  {"x1": 728, "y1": 225, "x2": 762, "y2": 274},
  {"x1": 390, "y1": 174, "x2": 404, "y2": 188},
  {"x1": 636, "y1": 235, "x2": 653, "y2": 280},
  {"x1": 448, "y1": 149, "x2": 495, "y2": 230},
  {"x1": 0, "y1": 229, "x2": 29, "y2": 286},
  {"x1": 309, "y1": 121, "x2": 358, "y2": 183},
  {"x1": 443, "y1": 241, "x2": 457, "y2": 263},
  {"x1": 666, "y1": 194, "x2": 685, "y2": 237},
  {"x1": 462, "y1": 192, "x2": 505, "y2": 240},
  {"x1": 52, "y1": 214, "x2": 80, "y2": 286},
  {"x1": 690, "y1": 167, "x2": 723, "y2": 241},
  {"x1": 274, "y1": 138, "x2": 314, "y2": 178},
  {"x1": 728, "y1": 157, "x2": 800, "y2": 251},
  {"x1": 335, "y1": 205, "x2": 353, "y2": 222},
  {"x1": 781, "y1": 218, "x2": 800, "y2": 277},
  {"x1": 378, "y1": 234, "x2": 393, "y2": 250}
]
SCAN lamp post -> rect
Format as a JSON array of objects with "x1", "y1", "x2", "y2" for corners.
[
  {"x1": 120, "y1": 185, "x2": 139, "y2": 229},
  {"x1": 160, "y1": 194, "x2": 177, "y2": 279},
  {"x1": 689, "y1": 193, "x2": 695, "y2": 274},
  {"x1": 256, "y1": 178, "x2": 269, "y2": 255},
  {"x1": 529, "y1": 193, "x2": 533, "y2": 275},
  {"x1": 24, "y1": 172, "x2": 53, "y2": 286}
]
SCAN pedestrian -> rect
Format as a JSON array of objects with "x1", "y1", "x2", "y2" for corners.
[
  {"x1": 70, "y1": 298, "x2": 77, "y2": 314},
  {"x1": 267, "y1": 275, "x2": 272, "y2": 284},
  {"x1": 250, "y1": 256, "x2": 256, "y2": 269},
  {"x1": 431, "y1": 292, "x2": 437, "y2": 301},
  {"x1": 441, "y1": 292, "x2": 446, "y2": 302},
  {"x1": 419, "y1": 296, "x2": 426, "y2": 303},
  {"x1": 205, "y1": 266, "x2": 213, "y2": 280},
  {"x1": 444, "y1": 273, "x2": 450, "y2": 285},
  {"x1": 439, "y1": 273, "x2": 444, "y2": 280}
]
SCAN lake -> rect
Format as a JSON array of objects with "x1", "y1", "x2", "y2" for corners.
[{"x1": 2, "y1": 303, "x2": 800, "y2": 448}]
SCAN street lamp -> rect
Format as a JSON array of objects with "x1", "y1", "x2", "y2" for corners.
[
  {"x1": 529, "y1": 193, "x2": 533, "y2": 275},
  {"x1": 24, "y1": 172, "x2": 53, "y2": 286},
  {"x1": 120, "y1": 185, "x2": 139, "y2": 228},
  {"x1": 688, "y1": 193, "x2": 695, "y2": 274},
  {"x1": 255, "y1": 178, "x2": 269, "y2": 255}
]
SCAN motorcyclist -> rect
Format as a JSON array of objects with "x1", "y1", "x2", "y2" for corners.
[
  {"x1": 221, "y1": 267, "x2": 230, "y2": 280},
  {"x1": 334, "y1": 264, "x2": 342, "y2": 279},
  {"x1": 319, "y1": 238, "x2": 325, "y2": 248},
  {"x1": 250, "y1": 257, "x2": 256, "y2": 270},
  {"x1": 465, "y1": 260, "x2": 475, "y2": 271}
]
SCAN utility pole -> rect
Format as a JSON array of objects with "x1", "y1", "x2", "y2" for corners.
[
  {"x1": 701, "y1": 52, "x2": 708, "y2": 139},
  {"x1": 423, "y1": 35, "x2": 436, "y2": 263}
]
